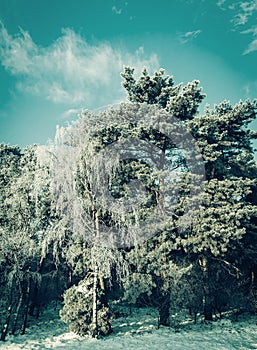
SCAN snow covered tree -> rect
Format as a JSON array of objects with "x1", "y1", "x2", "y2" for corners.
[
  {"x1": 186, "y1": 99, "x2": 257, "y2": 319},
  {"x1": 60, "y1": 273, "x2": 112, "y2": 337},
  {"x1": 0, "y1": 144, "x2": 23, "y2": 340},
  {"x1": 173, "y1": 177, "x2": 255, "y2": 319},
  {"x1": 48, "y1": 116, "x2": 131, "y2": 337},
  {"x1": 119, "y1": 68, "x2": 206, "y2": 325},
  {"x1": 123, "y1": 236, "x2": 193, "y2": 326},
  {"x1": 121, "y1": 67, "x2": 257, "y2": 322},
  {"x1": 121, "y1": 67, "x2": 205, "y2": 118},
  {"x1": 48, "y1": 98, "x2": 205, "y2": 332},
  {"x1": 190, "y1": 100, "x2": 257, "y2": 180},
  {"x1": 0, "y1": 144, "x2": 54, "y2": 340}
]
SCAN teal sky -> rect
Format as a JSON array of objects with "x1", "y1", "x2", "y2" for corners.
[{"x1": 0, "y1": 0, "x2": 257, "y2": 147}]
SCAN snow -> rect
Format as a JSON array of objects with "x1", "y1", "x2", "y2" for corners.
[{"x1": 1, "y1": 304, "x2": 257, "y2": 349}]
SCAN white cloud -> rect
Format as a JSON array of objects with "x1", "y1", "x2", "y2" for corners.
[
  {"x1": 216, "y1": 0, "x2": 226, "y2": 10},
  {"x1": 243, "y1": 38, "x2": 257, "y2": 54},
  {"x1": 61, "y1": 108, "x2": 82, "y2": 119},
  {"x1": 231, "y1": 1, "x2": 257, "y2": 26},
  {"x1": 240, "y1": 1, "x2": 257, "y2": 13},
  {"x1": 0, "y1": 23, "x2": 159, "y2": 107},
  {"x1": 176, "y1": 0, "x2": 205, "y2": 3},
  {"x1": 241, "y1": 25, "x2": 257, "y2": 54},
  {"x1": 216, "y1": 1, "x2": 257, "y2": 54},
  {"x1": 242, "y1": 81, "x2": 257, "y2": 99},
  {"x1": 112, "y1": 5, "x2": 122, "y2": 14},
  {"x1": 233, "y1": 12, "x2": 248, "y2": 25},
  {"x1": 178, "y1": 30, "x2": 202, "y2": 44},
  {"x1": 215, "y1": 1, "x2": 257, "y2": 26},
  {"x1": 241, "y1": 25, "x2": 257, "y2": 36}
]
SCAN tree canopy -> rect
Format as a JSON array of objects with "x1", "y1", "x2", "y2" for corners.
[{"x1": 0, "y1": 66, "x2": 257, "y2": 339}]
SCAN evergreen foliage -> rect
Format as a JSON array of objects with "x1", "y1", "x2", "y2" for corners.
[
  {"x1": 0, "y1": 66, "x2": 257, "y2": 340},
  {"x1": 120, "y1": 66, "x2": 257, "y2": 322},
  {"x1": 60, "y1": 275, "x2": 112, "y2": 337},
  {"x1": 0, "y1": 144, "x2": 61, "y2": 340}
]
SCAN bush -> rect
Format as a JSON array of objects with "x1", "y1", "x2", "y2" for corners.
[{"x1": 60, "y1": 275, "x2": 112, "y2": 337}]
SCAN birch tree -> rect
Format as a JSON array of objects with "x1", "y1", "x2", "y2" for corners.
[{"x1": 48, "y1": 99, "x2": 204, "y2": 333}]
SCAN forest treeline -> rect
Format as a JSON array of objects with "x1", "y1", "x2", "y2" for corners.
[{"x1": 0, "y1": 67, "x2": 257, "y2": 340}]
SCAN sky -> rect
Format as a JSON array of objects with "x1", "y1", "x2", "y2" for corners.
[{"x1": 0, "y1": 0, "x2": 257, "y2": 148}]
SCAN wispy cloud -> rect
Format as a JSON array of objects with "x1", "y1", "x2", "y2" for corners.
[
  {"x1": 242, "y1": 81, "x2": 257, "y2": 99},
  {"x1": 0, "y1": 23, "x2": 159, "y2": 107},
  {"x1": 216, "y1": 1, "x2": 257, "y2": 54},
  {"x1": 232, "y1": 1, "x2": 257, "y2": 26},
  {"x1": 241, "y1": 25, "x2": 257, "y2": 54},
  {"x1": 219, "y1": 1, "x2": 257, "y2": 27},
  {"x1": 176, "y1": 0, "x2": 206, "y2": 3},
  {"x1": 243, "y1": 38, "x2": 257, "y2": 54},
  {"x1": 242, "y1": 26, "x2": 257, "y2": 36},
  {"x1": 112, "y1": 5, "x2": 122, "y2": 14},
  {"x1": 178, "y1": 30, "x2": 202, "y2": 44},
  {"x1": 61, "y1": 108, "x2": 82, "y2": 119},
  {"x1": 216, "y1": 0, "x2": 226, "y2": 10}
]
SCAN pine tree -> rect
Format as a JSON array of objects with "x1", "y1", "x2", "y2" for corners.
[
  {"x1": 121, "y1": 67, "x2": 257, "y2": 322},
  {"x1": 186, "y1": 99, "x2": 257, "y2": 319},
  {"x1": 119, "y1": 68, "x2": 206, "y2": 325},
  {"x1": 121, "y1": 67, "x2": 205, "y2": 117}
]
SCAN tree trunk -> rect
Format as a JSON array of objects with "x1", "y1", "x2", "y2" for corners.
[
  {"x1": 1, "y1": 277, "x2": 15, "y2": 341},
  {"x1": 158, "y1": 294, "x2": 170, "y2": 327},
  {"x1": 92, "y1": 210, "x2": 100, "y2": 338},
  {"x1": 157, "y1": 150, "x2": 165, "y2": 215},
  {"x1": 29, "y1": 258, "x2": 44, "y2": 318},
  {"x1": 250, "y1": 270, "x2": 257, "y2": 313},
  {"x1": 92, "y1": 264, "x2": 98, "y2": 338},
  {"x1": 199, "y1": 255, "x2": 213, "y2": 321},
  {"x1": 21, "y1": 277, "x2": 31, "y2": 335},
  {"x1": 11, "y1": 281, "x2": 23, "y2": 335},
  {"x1": 194, "y1": 311, "x2": 197, "y2": 324},
  {"x1": 29, "y1": 280, "x2": 40, "y2": 318},
  {"x1": 1, "y1": 305, "x2": 12, "y2": 341}
]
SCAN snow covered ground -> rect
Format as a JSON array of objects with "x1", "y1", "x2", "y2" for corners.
[{"x1": 1, "y1": 304, "x2": 257, "y2": 349}]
